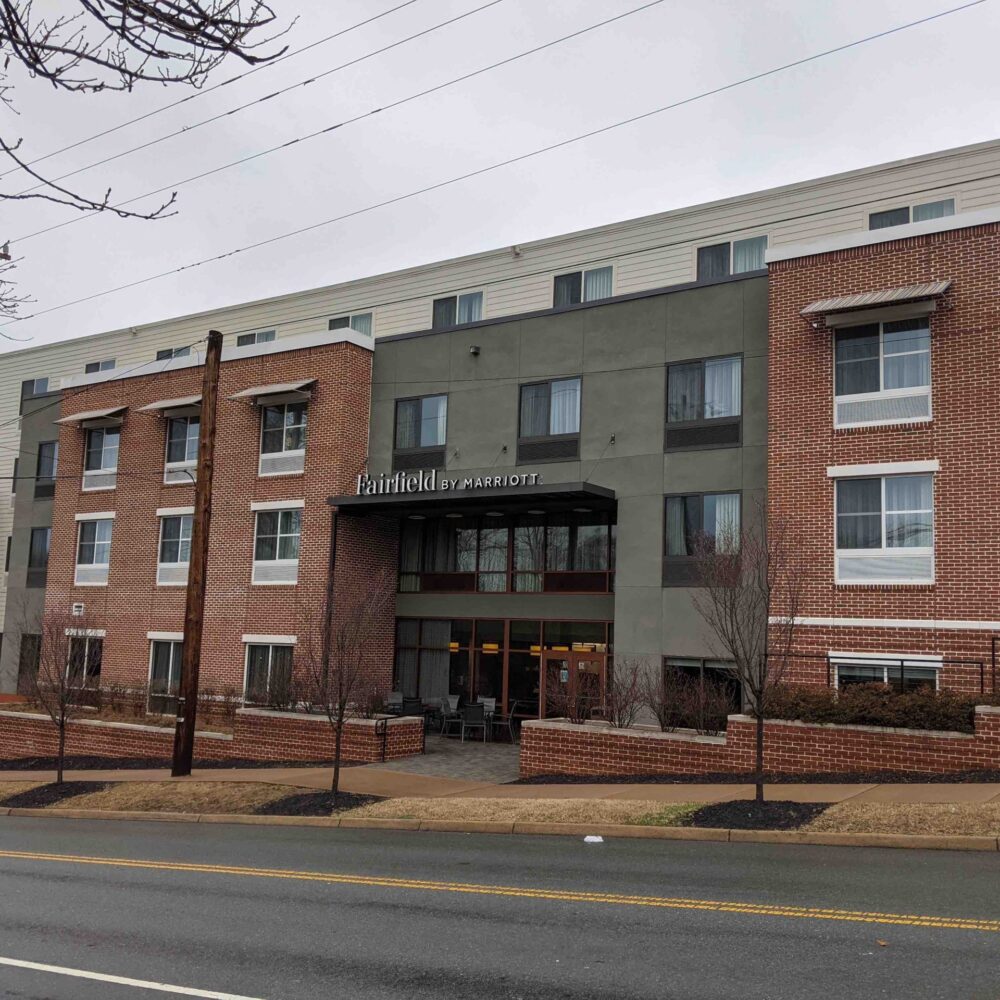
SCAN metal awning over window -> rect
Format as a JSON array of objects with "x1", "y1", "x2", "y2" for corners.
[
  {"x1": 137, "y1": 394, "x2": 202, "y2": 415},
  {"x1": 55, "y1": 405, "x2": 126, "y2": 427},
  {"x1": 801, "y1": 280, "x2": 951, "y2": 326},
  {"x1": 230, "y1": 379, "x2": 315, "y2": 406}
]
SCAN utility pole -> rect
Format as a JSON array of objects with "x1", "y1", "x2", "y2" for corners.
[{"x1": 172, "y1": 330, "x2": 223, "y2": 777}]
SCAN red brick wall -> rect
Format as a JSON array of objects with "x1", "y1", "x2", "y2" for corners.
[
  {"x1": 42, "y1": 338, "x2": 399, "y2": 700},
  {"x1": 519, "y1": 708, "x2": 1000, "y2": 777},
  {"x1": 0, "y1": 709, "x2": 424, "y2": 764},
  {"x1": 768, "y1": 222, "x2": 1000, "y2": 684}
]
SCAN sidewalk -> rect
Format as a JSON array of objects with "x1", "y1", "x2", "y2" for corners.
[{"x1": 1, "y1": 763, "x2": 999, "y2": 804}]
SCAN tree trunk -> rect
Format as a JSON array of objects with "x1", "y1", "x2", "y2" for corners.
[
  {"x1": 755, "y1": 711, "x2": 765, "y2": 804},
  {"x1": 331, "y1": 712, "x2": 343, "y2": 797},
  {"x1": 57, "y1": 721, "x2": 66, "y2": 785}
]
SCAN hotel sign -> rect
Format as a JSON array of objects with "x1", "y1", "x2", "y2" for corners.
[{"x1": 356, "y1": 470, "x2": 543, "y2": 496}]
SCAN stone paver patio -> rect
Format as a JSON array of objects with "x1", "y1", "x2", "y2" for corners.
[{"x1": 361, "y1": 734, "x2": 521, "y2": 784}]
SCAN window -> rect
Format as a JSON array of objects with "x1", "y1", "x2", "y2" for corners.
[
  {"x1": 158, "y1": 514, "x2": 193, "y2": 585},
  {"x1": 236, "y1": 330, "x2": 275, "y2": 347},
  {"x1": 252, "y1": 508, "x2": 301, "y2": 584},
  {"x1": 835, "y1": 474, "x2": 933, "y2": 583},
  {"x1": 67, "y1": 635, "x2": 102, "y2": 687},
  {"x1": 869, "y1": 198, "x2": 954, "y2": 230},
  {"x1": 664, "y1": 493, "x2": 741, "y2": 585},
  {"x1": 16, "y1": 634, "x2": 41, "y2": 696},
  {"x1": 75, "y1": 517, "x2": 113, "y2": 585},
  {"x1": 834, "y1": 319, "x2": 931, "y2": 427},
  {"x1": 149, "y1": 640, "x2": 183, "y2": 714},
  {"x1": 27, "y1": 527, "x2": 50, "y2": 587},
  {"x1": 696, "y1": 236, "x2": 767, "y2": 281},
  {"x1": 432, "y1": 292, "x2": 482, "y2": 328},
  {"x1": 259, "y1": 401, "x2": 307, "y2": 476},
  {"x1": 552, "y1": 266, "x2": 613, "y2": 308},
  {"x1": 156, "y1": 346, "x2": 191, "y2": 361},
  {"x1": 83, "y1": 427, "x2": 119, "y2": 490},
  {"x1": 329, "y1": 313, "x2": 373, "y2": 337},
  {"x1": 19, "y1": 377, "x2": 48, "y2": 414},
  {"x1": 517, "y1": 378, "x2": 581, "y2": 462},
  {"x1": 165, "y1": 416, "x2": 199, "y2": 483},
  {"x1": 834, "y1": 659, "x2": 937, "y2": 693},
  {"x1": 666, "y1": 355, "x2": 742, "y2": 449},
  {"x1": 35, "y1": 440, "x2": 58, "y2": 499},
  {"x1": 244, "y1": 644, "x2": 294, "y2": 704},
  {"x1": 664, "y1": 657, "x2": 741, "y2": 730},
  {"x1": 393, "y1": 395, "x2": 447, "y2": 469},
  {"x1": 4, "y1": 535, "x2": 9, "y2": 572},
  {"x1": 10, "y1": 457, "x2": 17, "y2": 494},
  {"x1": 85, "y1": 358, "x2": 116, "y2": 373}
]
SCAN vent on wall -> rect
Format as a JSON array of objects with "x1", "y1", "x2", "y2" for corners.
[
  {"x1": 251, "y1": 560, "x2": 299, "y2": 585},
  {"x1": 157, "y1": 564, "x2": 189, "y2": 586},
  {"x1": 836, "y1": 552, "x2": 933, "y2": 584},
  {"x1": 71, "y1": 602, "x2": 85, "y2": 616},
  {"x1": 517, "y1": 436, "x2": 579, "y2": 464},
  {"x1": 164, "y1": 462, "x2": 196, "y2": 485},
  {"x1": 665, "y1": 419, "x2": 741, "y2": 451},
  {"x1": 836, "y1": 390, "x2": 930, "y2": 428},
  {"x1": 393, "y1": 448, "x2": 445, "y2": 472},
  {"x1": 82, "y1": 470, "x2": 117, "y2": 491},
  {"x1": 259, "y1": 452, "x2": 305, "y2": 477}
]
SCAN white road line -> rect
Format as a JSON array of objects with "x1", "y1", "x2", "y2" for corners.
[{"x1": 0, "y1": 955, "x2": 266, "y2": 998}]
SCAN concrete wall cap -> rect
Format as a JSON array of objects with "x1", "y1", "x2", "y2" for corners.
[
  {"x1": 0, "y1": 709, "x2": 232, "y2": 740},
  {"x1": 236, "y1": 707, "x2": 421, "y2": 727},
  {"x1": 521, "y1": 718, "x2": 726, "y2": 745}
]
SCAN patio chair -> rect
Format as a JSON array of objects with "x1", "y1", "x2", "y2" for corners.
[
  {"x1": 490, "y1": 702, "x2": 517, "y2": 744},
  {"x1": 460, "y1": 702, "x2": 487, "y2": 743},
  {"x1": 401, "y1": 697, "x2": 424, "y2": 719},
  {"x1": 440, "y1": 695, "x2": 462, "y2": 737},
  {"x1": 385, "y1": 691, "x2": 403, "y2": 716},
  {"x1": 477, "y1": 696, "x2": 497, "y2": 715}
]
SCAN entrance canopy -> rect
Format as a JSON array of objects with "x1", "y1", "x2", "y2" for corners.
[{"x1": 328, "y1": 480, "x2": 615, "y2": 519}]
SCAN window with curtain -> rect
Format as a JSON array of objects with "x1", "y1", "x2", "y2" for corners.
[
  {"x1": 870, "y1": 199, "x2": 953, "y2": 230},
  {"x1": 77, "y1": 519, "x2": 113, "y2": 566},
  {"x1": 667, "y1": 357, "x2": 742, "y2": 423},
  {"x1": 732, "y1": 236, "x2": 767, "y2": 273},
  {"x1": 519, "y1": 378, "x2": 580, "y2": 438},
  {"x1": 85, "y1": 358, "x2": 116, "y2": 373},
  {"x1": 553, "y1": 266, "x2": 612, "y2": 307},
  {"x1": 836, "y1": 475, "x2": 933, "y2": 552},
  {"x1": 148, "y1": 640, "x2": 183, "y2": 713},
  {"x1": 835, "y1": 319, "x2": 930, "y2": 398},
  {"x1": 697, "y1": 238, "x2": 767, "y2": 280},
  {"x1": 696, "y1": 243, "x2": 730, "y2": 280},
  {"x1": 244, "y1": 644, "x2": 293, "y2": 703},
  {"x1": 67, "y1": 636, "x2": 102, "y2": 686},
  {"x1": 664, "y1": 493, "x2": 741, "y2": 563},
  {"x1": 36, "y1": 440, "x2": 58, "y2": 479},
  {"x1": 329, "y1": 313, "x2": 374, "y2": 336},
  {"x1": 432, "y1": 292, "x2": 482, "y2": 328},
  {"x1": 236, "y1": 330, "x2": 275, "y2": 347},
  {"x1": 28, "y1": 527, "x2": 50, "y2": 569},
  {"x1": 395, "y1": 395, "x2": 448, "y2": 450},
  {"x1": 159, "y1": 515, "x2": 193, "y2": 564},
  {"x1": 912, "y1": 198, "x2": 954, "y2": 222},
  {"x1": 254, "y1": 509, "x2": 302, "y2": 562},
  {"x1": 261, "y1": 402, "x2": 307, "y2": 455},
  {"x1": 85, "y1": 427, "x2": 119, "y2": 472},
  {"x1": 166, "y1": 416, "x2": 200, "y2": 464}
]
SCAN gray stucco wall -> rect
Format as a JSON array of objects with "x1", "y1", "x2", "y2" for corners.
[
  {"x1": 369, "y1": 274, "x2": 767, "y2": 664},
  {"x1": 0, "y1": 393, "x2": 59, "y2": 692}
]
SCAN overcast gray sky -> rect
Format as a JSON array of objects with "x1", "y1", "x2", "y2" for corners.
[{"x1": 1, "y1": 0, "x2": 996, "y2": 352}]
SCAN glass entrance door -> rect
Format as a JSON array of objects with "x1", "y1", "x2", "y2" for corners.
[{"x1": 540, "y1": 652, "x2": 606, "y2": 718}]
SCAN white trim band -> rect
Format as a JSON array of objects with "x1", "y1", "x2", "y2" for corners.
[
  {"x1": 773, "y1": 615, "x2": 1000, "y2": 631},
  {"x1": 156, "y1": 506, "x2": 194, "y2": 517},
  {"x1": 241, "y1": 634, "x2": 297, "y2": 645},
  {"x1": 250, "y1": 499, "x2": 305, "y2": 511},
  {"x1": 74, "y1": 511, "x2": 116, "y2": 521},
  {"x1": 147, "y1": 630, "x2": 183, "y2": 641},
  {"x1": 829, "y1": 650, "x2": 943, "y2": 665},
  {"x1": 826, "y1": 460, "x2": 939, "y2": 478},
  {"x1": 65, "y1": 627, "x2": 106, "y2": 637}
]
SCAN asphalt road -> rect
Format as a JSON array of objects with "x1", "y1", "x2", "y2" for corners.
[{"x1": 0, "y1": 818, "x2": 998, "y2": 999}]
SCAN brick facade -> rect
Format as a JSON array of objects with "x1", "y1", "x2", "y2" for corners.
[
  {"x1": 768, "y1": 222, "x2": 1000, "y2": 692},
  {"x1": 520, "y1": 708, "x2": 1000, "y2": 778},
  {"x1": 41, "y1": 336, "x2": 399, "y2": 703}
]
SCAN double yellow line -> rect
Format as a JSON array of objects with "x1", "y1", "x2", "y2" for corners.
[{"x1": 1, "y1": 848, "x2": 998, "y2": 933}]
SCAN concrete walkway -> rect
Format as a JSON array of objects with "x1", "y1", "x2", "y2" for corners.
[{"x1": 1, "y1": 764, "x2": 999, "y2": 803}]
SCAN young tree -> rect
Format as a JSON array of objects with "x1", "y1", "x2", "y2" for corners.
[
  {"x1": 603, "y1": 655, "x2": 646, "y2": 729},
  {"x1": 691, "y1": 498, "x2": 803, "y2": 802},
  {"x1": 0, "y1": 1, "x2": 288, "y2": 320},
  {"x1": 299, "y1": 568, "x2": 395, "y2": 798}
]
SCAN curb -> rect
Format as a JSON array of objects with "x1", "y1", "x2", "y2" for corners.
[{"x1": 2, "y1": 807, "x2": 998, "y2": 851}]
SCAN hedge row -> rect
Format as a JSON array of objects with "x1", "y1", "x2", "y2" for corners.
[{"x1": 766, "y1": 683, "x2": 1000, "y2": 734}]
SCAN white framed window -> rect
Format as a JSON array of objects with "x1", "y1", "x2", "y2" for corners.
[
  {"x1": 869, "y1": 198, "x2": 954, "y2": 230},
  {"x1": 696, "y1": 236, "x2": 767, "y2": 281},
  {"x1": 157, "y1": 513, "x2": 192, "y2": 585},
  {"x1": 243, "y1": 642, "x2": 294, "y2": 704},
  {"x1": 67, "y1": 635, "x2": 103, "y2": 687},
  {"x1": 432, "y1": 292, "x2": 483, "y2": 328},
  {"x1": 164, "y1": 415, "x2": 199, "y2": 484},
  {"x1": 83, "y1": 427, "x2": 119, "y2": 491},
  {"x1": 148, "y1": 639, "x2": 183, "y2": 713},
  {"x1": 553, "y1": 266, "x2": 613, "y2": 307},
  {"x1": 85, "y1": 358, "x2": 116, "y2": 374},
  {"x1": 834, "y1": 319, "x2": 931, "y2": 428},
  {"x1": 329, "y1": 312, "x2": 373, "y2": 337},
  {"x1": 833, "y1": 654, "x2": 940, "y2": 693},
  {"x1": 156, "y1": 346, "x2": 191, "y2": 361},
  {"x1": 236, "y1": 329, "x2": 276, "y2": 347},
  {"x1": 259, "y1": 401, "x2": 307, "y2": 476},
  {"x1": 75, "y1": 517, "x2": 113, "y2": 585},
  {"x1": 835, "y1": 474, "x2": 933, "y2": 584},
  {"x1": 252, "y1": 506, "x2": 301, "y2": 584}
]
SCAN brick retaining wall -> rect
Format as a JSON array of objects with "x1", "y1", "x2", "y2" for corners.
[
  {"x1": 519, "y1": 707, "x2": 1000, "y2": 777},
  {"x1": 0, "y1": 709, "x2": 424, "y2": 765}
]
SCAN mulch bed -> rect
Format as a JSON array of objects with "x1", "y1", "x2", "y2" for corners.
[
  {"x1": 0, "y1": 781, "x2": 112, "y2": 809},
  {"x1": 254, "y1": 791, "x2": 381, "y2": 816},
  {"x1": 0, "y1": 756, "x2": 362, "y2": 771},
  {"x1": 685, "y1": 800, "x2": 830, "y2": 830},
  {"x1": 516, "y1": 769, "x2": 1000, "y2": 785}
]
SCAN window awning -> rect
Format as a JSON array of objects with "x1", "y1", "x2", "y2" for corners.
[
  {"x1": 137, "y1": 394, "x2": 202, "y2": 413},
  {"x1": 801, "y1": 280, "x2": 951, "y2": 325},
  {"x1": 55, "y1": 405, "x2": 126, "y2": 427},
  {"x1": 229, "y1": 379, "x2": 315, "y2": 405}
]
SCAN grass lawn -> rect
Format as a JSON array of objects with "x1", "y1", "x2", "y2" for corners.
[{"x1": 805, "y1": 802, "x2": 1000, "y2": 836}]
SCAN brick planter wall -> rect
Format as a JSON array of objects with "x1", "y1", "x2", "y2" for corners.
[
  {"x1": 0, "y1": 709, "x2": 424, "y2": 765},
  {"x1": 519, "y1": 707, "x2": 1000, "y2": 778}
]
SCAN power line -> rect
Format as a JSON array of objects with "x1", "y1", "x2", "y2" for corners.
[
  {"x1": 0, "y1": 0, "x2": 425, "y2": 181},
  {"x1": 13, "y1": 0, "x2": 672, "y2": 246},
  {"x1": 11, "y1": 0, "x2": 508, "y2": 198},
  {"x1": 0, "y1": 0, "x2": 986, "y2": 334}
]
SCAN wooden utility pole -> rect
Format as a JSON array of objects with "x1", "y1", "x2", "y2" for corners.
[{"x1": 172, "y1": 330, "x2": 223, "y2": 777}]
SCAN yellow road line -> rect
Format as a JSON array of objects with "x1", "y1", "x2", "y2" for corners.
[{"x1": 0, "y1": 848, "x2": 997, "y2": 933}]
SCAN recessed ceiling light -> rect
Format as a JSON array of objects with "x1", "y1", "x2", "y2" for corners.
[
  {"x1": 573, "y1": 507, "x2": 591, "y2": 513},
  {"x1": 445, "y1": 513, "x2": 463, "y2": 519},
  {"x1": 526, "y1": 509, "x2": 545, "y2": 515},
  {"x1": 485, "y1": 511, "x2": 504, "y2": 517},
  {"x1": 407, "y1": 514, "x2": 426, "y2": 520}
]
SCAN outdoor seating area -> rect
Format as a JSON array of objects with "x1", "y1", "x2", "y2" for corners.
[{"x1": 385, "y1": 693, "x2": 521, "y2": 743}]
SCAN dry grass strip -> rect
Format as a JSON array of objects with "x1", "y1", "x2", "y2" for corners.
[
  {"x1": 0, "y1": 781, "x2": 46, "y2": 801},
  {"x1": 52, "y1": 781, "x2": 298, "y2": 815},
  {"x1": 807, "y1": 802, "x2": 1000, "y2": 836}
]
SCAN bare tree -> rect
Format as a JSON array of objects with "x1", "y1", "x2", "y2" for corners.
[
  {"x1": 22, "y1": 606, "x2": 104, "y2": 783},
  {"x1": 603, "y1": 656, "x2": 646, "y2": 729},
  {"x1": 0, "y1": 1, "x2": 288, "y2": 323},
  {"x1": 691, "y1": 498, "x2": 803, "y2": 802},
  {"x1": 298, "y1": 569, "x2": 395, "y2": 797}
]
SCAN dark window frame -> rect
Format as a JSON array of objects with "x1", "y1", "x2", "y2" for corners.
[
  {"x1": 552, "y1": 265, "x2": 613, "y2": 307},
  {"x1": 393, "y1": 393, "x2": 448, "y2": 470},
  {"x1": 665, "y1": 353, "x2": 743, "y2": 451},
  {"x1": 662, "y1": 491, "x2": 742, "y2": 587},
  {"x1": 259, "y1": 400, "x2": 308, "y2": 457},
  {"x1": 432, "y1": 291, "x2": 483, "y2": 329},
  {"x1": 516, "y1": 377, "x2": 582, "y2": 464},
  {"x1": 236, "y1": 330, "x2": 275, "y2": 347},
  {"x1": 85, "y1": 358, "x2": 116, "y2": 374},
  {"x1": 19, "y1": 377, "x2": 49, "y2": 415},
  {"x1": 26, "y1": 526, "x2": 51, "y2": 587}
]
